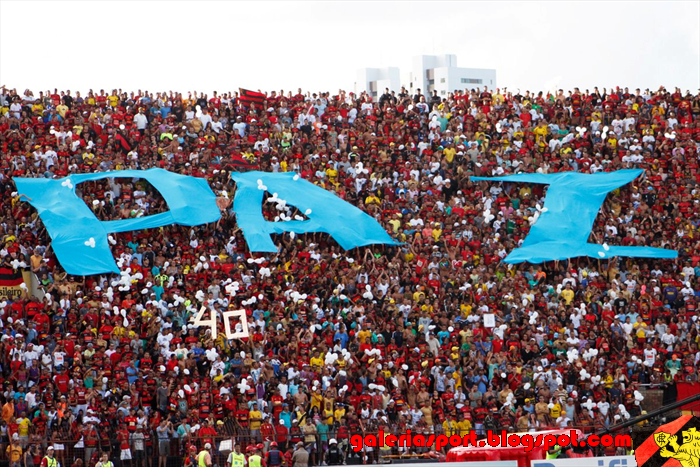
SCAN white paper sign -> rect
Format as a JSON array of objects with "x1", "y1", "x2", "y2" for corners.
[
  {"x1": 484, "y1": 313, "x2": 496, "y2": 328},
  {"x1": 191, "y1": 306, "x2": 250, "y2": 339}
]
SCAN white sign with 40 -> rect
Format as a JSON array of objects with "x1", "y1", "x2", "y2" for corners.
[{"x1": 190, "y1": 306, "x2": 250, "y2": 340}]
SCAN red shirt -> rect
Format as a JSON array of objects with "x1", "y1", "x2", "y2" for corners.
[{"x1": 54, "y1": 373, "x2": 70, "y2": 394}]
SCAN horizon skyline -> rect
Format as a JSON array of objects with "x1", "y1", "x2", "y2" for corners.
[{"x1": 1, "y1": 1, "x2": 697, "y2": 97}]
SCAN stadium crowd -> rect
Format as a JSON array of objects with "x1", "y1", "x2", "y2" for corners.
[{"x1": 0, "y1": 83, "x2": 700, "y2": 467}]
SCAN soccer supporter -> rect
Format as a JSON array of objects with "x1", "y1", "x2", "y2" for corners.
[{"x1": 0, "y1": 84, "x2": 700, "y2": 466}]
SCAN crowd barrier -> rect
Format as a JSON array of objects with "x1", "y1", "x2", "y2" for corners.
[{"x1": 0, "y1": 423, "x2": 622, "y2": 467}]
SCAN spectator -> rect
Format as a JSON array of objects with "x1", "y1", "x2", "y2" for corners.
[
  {"x1": 1, "y1": 83, "x2": 699, "y2": 465},
  {"x1": 291, "y1": 442, "x2": 308, "y2": 467},
  {"x1": 6, "y1": 436, "x2": 22, "y2": 467},
  {"x1": 156, "y1": 421, "x2": 173, "y2": 467}
]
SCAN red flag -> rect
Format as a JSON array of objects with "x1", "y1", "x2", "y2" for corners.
[
  {"x1": 0, "y1": 267, "x2": 26, "y2": 300},
  {"x1": 676, "y1": 383, "x2": 700, "y2": 415},
  {"x1": 239, "y1": 88, "x2": 266, "y2": 106}
]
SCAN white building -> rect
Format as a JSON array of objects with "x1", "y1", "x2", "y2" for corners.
[
  {"x1": 356, "y1": 67, "x2": 401, "y2": 101},
  {"x1": 412, "y1": 54, "x2": 497, "y2": 98},
  {"x1": 356, "y1": 54, "x2": 496, "y2": 101}
]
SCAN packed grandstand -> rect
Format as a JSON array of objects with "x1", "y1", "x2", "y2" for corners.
[{"x1": 1, "y1": 84, "x2": 700, "y2": 467}]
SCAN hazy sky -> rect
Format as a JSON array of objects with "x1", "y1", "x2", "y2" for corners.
[{"x1": 1, "y1": 1, "x2": 699, "y2": 96}]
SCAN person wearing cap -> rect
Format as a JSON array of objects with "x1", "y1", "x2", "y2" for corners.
[
  {"x1": 132, "y1": 426, "x2": 146, "y2": 467},
  {"x1": 226, "y1": 443, "x2": 246, "y2": 467},
  {"x1": 247, "y1": 444, "x2": 263, "y2": 467},
  {"x1": 185, "y1": 445, "x2": 199, "y2": 467},
  {"x1": 6, "y1": 437, "x2": 22, "y2": 467},
  {"x1": 198, "y1": 443, "x2": 213, "y2": 467},
  {"x1": 291, "y1": 442, "x2": 308, "y2": 467}
]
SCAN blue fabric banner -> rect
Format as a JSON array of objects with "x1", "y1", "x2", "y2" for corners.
[
  {"x1": 14, "y1": 169, "x2": 221, "y2": 275},
  {"x1": 15, "y1": 169, "x2": 399, "y2": 275},
  {"x1": 471, "y1": 169, "x2": 678, "y2": 263},
  {"x1": 230, "y1": 171, "x2": 400, "y2": 252}
]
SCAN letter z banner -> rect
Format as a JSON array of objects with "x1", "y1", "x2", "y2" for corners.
[{"x1": 634, "y1": 415, "x2": 700, "y2": 467}]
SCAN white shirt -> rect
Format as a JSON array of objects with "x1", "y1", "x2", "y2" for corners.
[
  {"x1": 644, "y1": 348, "x2": 657, "y2": 366},
  {"x1": 10, "y1": 103, "x2": 22, "y2": 118},
  {"x1": 233, "y1": 122, "x2": 246, "y2": 137},
  {"x1": 133, "y1": 113, "x2": 148, "y2": 130},
  {"x1": 210, "y1": 121, "x2": 223, "y2": 134},
  {"x1": 199, "y1": 113, "x2": 213, "y2": 130}
]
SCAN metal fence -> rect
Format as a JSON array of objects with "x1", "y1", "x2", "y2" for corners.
[{"x1": 0, "y1": 422, "x2": 623, "y2": 467}]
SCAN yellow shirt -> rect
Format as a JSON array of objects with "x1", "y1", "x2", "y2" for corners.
[
  {"x1": 18, "y1": 418, "x2": 31, "y2": 436},
  {"x1": 604, "y1": 375, "x2": 614, "y2": 389},
  {"x1": 457, "y1": 420, "x2": 472, "y2": 436},
  {"x1": 6, "y1": 445, "x2": 22, "y2": 462},
  {"x1": 56, "y1": 104, "x2": 69, "y2": 118},
  {"x1": 357, "y1": 329, "x2": 371, "y2": 343},
  {"x1": 310, "y1": 392, "x2": 322, "y2": 411},
  {"x1": 365, "y1": 195, "x2": 381, "y2": 205},
  {"x1": 388, "y1": 219, "x2": 401, "y2": 233},
  {"x1": 310, "y1": 356, "x2": 324, "y2": 369},
  {"x1": 550, "y1": 403, "x2": 562, "y2": 418},
  {"x1": 634, "y1": 322, "x2": 648, "y2": 338},
  {"x1": 249, "y1": 410, "x2": 262, "y2": 430},
  {"x1": 560, "y1": 289, "x2": 574, "y2": 305},
  {"x1": 107, "y1": 95, "x2": 119, "y2": 107},
  {"x1": 442, "y1": 420, "x2": 458, "y2": 437},
  {"x1": 534, "y1": 126, "x2": 548, "y2": 146},
  {"x1": 444, "y1": 148, "x2": 456, "y2": 163}
]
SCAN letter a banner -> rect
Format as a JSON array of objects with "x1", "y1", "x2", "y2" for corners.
[{"x1": 634, "y1": 415, "x2": 700, "y2": 467}]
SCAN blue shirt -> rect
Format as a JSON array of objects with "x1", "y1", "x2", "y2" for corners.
[
  {"x1": 191, "y1": 347, "x2": 205, "y2": 361},
  {"x1": 279, "y1": 411, "x2": 292, "y2": 428},
  {"x1": 334, "y1": 331, "x2": 349, "y2": 348},
  {"x1": 126, "y1": 366, "x2": 138, "y2": 385},
  {"x1": 152, "y1": 285, "x2": 165, "y2": 300},
  {"x1": 473, "y1": 375, "x2": 488, "y2": 394},
  {"x1": 288, "y1": 382, "x2": 299, "y2": 396}
]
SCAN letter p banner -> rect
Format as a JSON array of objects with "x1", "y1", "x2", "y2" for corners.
[{"x1": 14, "y1": 168, "x2": 221, "y2": 275}]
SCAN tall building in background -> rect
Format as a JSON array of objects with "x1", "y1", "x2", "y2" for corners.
[
  {"x1": 356, "y1": 54, "x2": 497, "y2": 101},
  {"x1": 356, "y1": 67, "x2": 401, "y2": 100}
]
